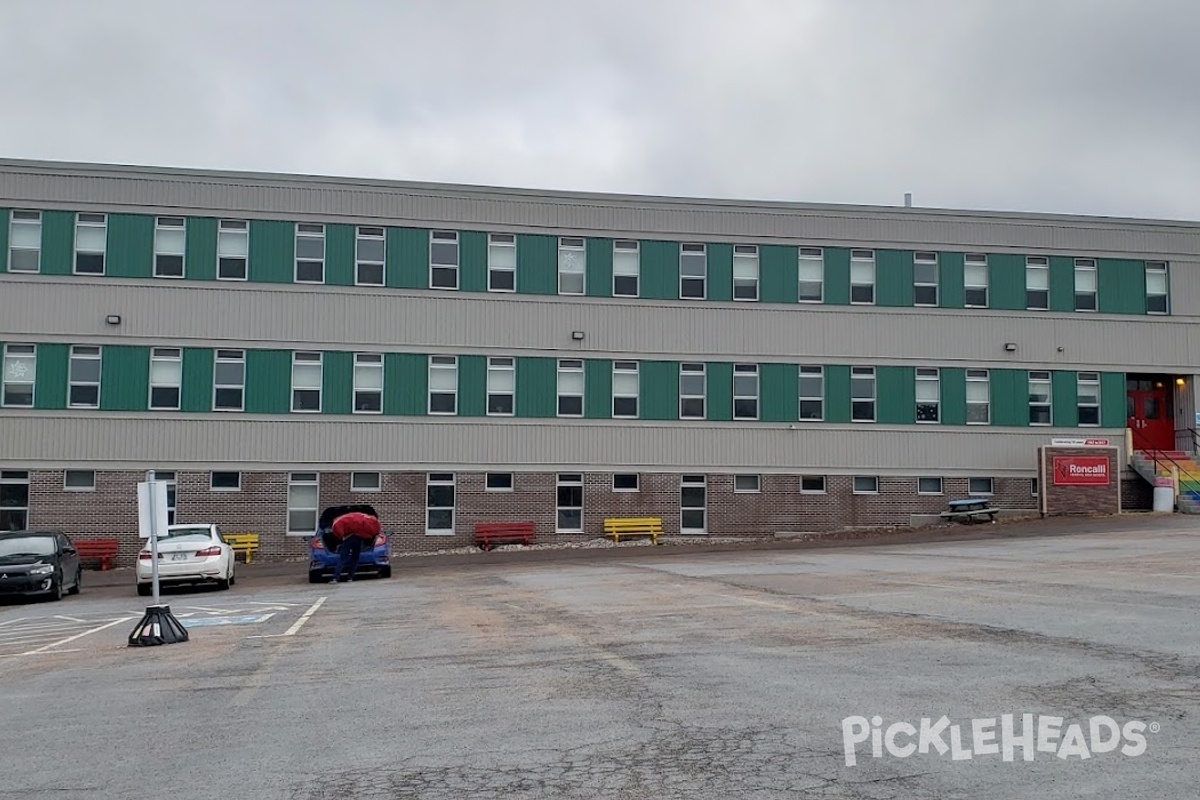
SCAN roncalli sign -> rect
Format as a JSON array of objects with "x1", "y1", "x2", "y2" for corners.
[{"x1": 1052, "y1": 456, "x2": 1111, "y2": 486}]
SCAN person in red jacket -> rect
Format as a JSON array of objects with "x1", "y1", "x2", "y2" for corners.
[{"x1": 330, "y1": 511, "x2": 380, "y2": 582}]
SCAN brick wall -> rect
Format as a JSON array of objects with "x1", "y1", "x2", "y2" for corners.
[
  {"x1": 1120, "y1": 473, "x2": 1153, "y2": 510},
  {"x1": 1039, "y1": 447, "x2": 1121, "y2": 516}
]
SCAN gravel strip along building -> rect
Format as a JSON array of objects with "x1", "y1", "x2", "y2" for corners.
[{"x1": 1, "y1": 159, "x2": 1198, "y2": 562}]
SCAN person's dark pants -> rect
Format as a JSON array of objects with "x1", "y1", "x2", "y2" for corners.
[{"x1": 333, "y1": 535, "x2": 364, "y2": 582}]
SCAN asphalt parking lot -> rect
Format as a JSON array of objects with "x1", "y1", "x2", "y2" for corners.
[{"x1": 2, "y1": 514, "x2": 1199, "y2": 799}]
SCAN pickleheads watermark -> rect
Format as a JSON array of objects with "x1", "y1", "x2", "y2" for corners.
[{"x1": 841, "y1": 714, "x2": 1158, "y2": 767}]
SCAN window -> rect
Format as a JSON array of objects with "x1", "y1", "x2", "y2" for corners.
[
  {"x1": 913, "y1": 251, "x2": 938, "y2": 306},
  {"x1": 1074, "y1": 258, "x2": 1097, "y2": 311},
  {"x1": 915, "y1": 368, "x2": 939, "y2": 423},
  {"x1": 149, "y1": 348, "x2": 182, "y2": 410},
  {"x1": 287, "y1": 473, "x2": 319, "y2": 534},
  {"x1": 68, "y1": 345, "x2": 101, "y2": 408},
  {"x1": 557, "y1": 359, "x2": 584, "y2": 417},
  {"x1": 154, "y1": 216, "x2": 186, "y2": 277},
  {"x1": 800, "y1": 475, "x2": 826, "y2": 493},
  {"x1": 64, "y1": 470, "x2": 95, "y2": 491},
  {"x1": 556, "y1": 473, "x2": 583, "y2": 532},
  {"x1": 558, "y1": 237, "x2": 586, "y2": 295},
  {"x1": 0, "y1": 470, "x2": 30, "y2": 530},
  {"x1": 964, "y1": 253, "x2": 988, "y2": 307},
  {"x1": 214, "y1": 349, "x2": 245, "y2": 411},
  {"x1": 9, "y1": 210, "x2": 41, "y2": 273},
  {"x1": 211, "y1": 471, "x2": 241, "y2": 491},
  {"x1": 1029, "y1": 371, "x2": 1052, "y2": 425},
  {"x1": 356, "y1": 226, "x2": 385, "y2": 286},
  {"x1": 487, "y1": 357, "x2": 515, "y2": 415},
  {"x1": 852, "y1": 476, "x2": 879, "y2": 494},
  {"x1": 1026, "y1": 256, "x2": 1049, "y2": 310},
  {"x1": 799, "y1": 366, "x2": 823, "y2": 421},
  {"x1": 485, "y1": 473, "x2": 513, "y2": 492},
  {"x1": 613, "y1": 240, "x2": 639, "y2": 297},
  {"x1": 1146, "y1": 261, "x2": 1169, "y2": 314},
  {"x1": 851, "y1": 366, "x2": 876, "y2": 422},
  {"x1": 351, "y1": 471, "x2": 381, "y2": 492},
  {"x1": 612, "y1": 361, "x2": 639, "y2": 418},
  {"x1": 1031, "y1": 477, "x2": 1039, "y2": 497},
  {"x1": 488, "y1": 233, "x2": 516, "y2": 292},
  {"x1": 967, "y1": 369, "x2": 990, "y2": 424},
  {"x1": 291, "y1": 352, "x2": 322, "y2": 412},
  {"x1": 2, "y1": 344, "x2": 35, "y2": 407},
  {"x1": 968, "y1": 477, "x2": 994, "y2": 495},
  {"x1": 430, "y1": 231, "x2": 459, "y2": 289},
  {"x1": 680, "y1": 243, "x2": 707, "y2": 299},
  {"x1": 798, "y1": 247, "x2": 824, "y2": 302},
  {"x1": 353, "y1": 353, "x2": 384, "y2": 413},
  {"x1": 153, "y1": 470, "x2": 177, "y2": 524},
  {"x1": 733, "y1": 364, "x2": 759, "y2": 420},
  {"x1": 613, "y1": 473, "x2": 639, "y2": 492},
  {"x1": 428, "y1": 356, "x2": 458, "y2": 414},
  {"x1": 681, "y1": 474, "x2": 706, "y2": 532},
  {"x1": 1077, "y1": 372, "x2": 1101, "y2": 426},
  {"x1": 74, "y1": 213, "x2": 106, "y2": 274},
  {"x1": 850, "y1": 249, "x2": 875, "y2": 304},
  {"x1": 734, "y1": 474, "x2": 760, "y2": 493},
  {"x1": 217, "y1": 220, "x2": 249, "y2": 280},
  {"x1": 426, "y1": 473, "x2": 455, "y2": 533},
  {"x1": 918, "y1": 477, "x2": 943, "y2": 495},
  {"x1": 679, "y1": 363, "x2": 706, "y2": 419},
  {"x1": 295, "y1": 223, "x2": 325, "y2": 283},
  {"x1": 733, "y1": 244, "x2": 759, "y2": 300}
]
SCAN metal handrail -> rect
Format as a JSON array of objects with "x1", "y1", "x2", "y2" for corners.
[{"x1": 1129, "y1": 425, "x2": 1197, "y2": 499}]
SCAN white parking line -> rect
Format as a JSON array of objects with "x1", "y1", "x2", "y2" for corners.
[
  {"x1": 54, "y1": 615, "x2": 86, "y2": 623},
  {"x1": 248, "y1": 596, "x2": 327, "y2": 639},
  {"x1": 24, "y1": 617, "x2": 134, "y2": 655},
  {"x1": 0, "y1": 617, "x2": 30, "y2": 628}
]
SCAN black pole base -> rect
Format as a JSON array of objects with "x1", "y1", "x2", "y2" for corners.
[{"x1": 128, "y1": 604, "x2": 189, "y2": 647}]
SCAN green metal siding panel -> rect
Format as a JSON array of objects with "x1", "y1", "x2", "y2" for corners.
[
  {"x1": 516, "y1": 234, "x2": 557, "y2": 295},
  {"x1": 185, "y1": 217, "x2": 217, "y2": 281},
  {"x1": 940, "y1": 367, "x2": 967, "y2": 425},
  {"x1": 248, "y1": 221, "x2": 294, "y2": 283},
  {"x1": 181, "y1": 348, "x2": 213, "y2": 412},
  {"x1": 876, "y1": 249, "x2": 913, "y2": 307},
  {"x1": 105, "y1": 214, "x2": 153, "y2": 278},
  {"x1": 584, "y1": 359, "x2": 611, "y2": 419},
  {"x1": 640, "y1": 240, "x2": 679, "y2": 300},
  {"x1": 321, "y1": 351, "x2": 353, "y2": 414},
  {"x1": 1101, "y1": 372, "x2": 1126, "y2": 428},
  {"x1": 823, "y1": 248, "x2": 850, "y2": 305},
  {"x1": 707, "y1": 243, "x2": 733, "y2": 302},
  {"x1": 585, "y1": 238, "x2": 613, "y2": 298},
  {"x1": 760, "y1": 245, "x2": 798, "y2": 304},
  {"x1": 0, "y1": 209, "x2": 8, "y2": 271},
  {"x1": 990, "y1": 369, "x2": 1028, "y2": 427},
  {"x1": 516, "y1": 357, "x2": 556, "y2": 418},
  {"x1": 1049, "y1": 256, "x2": 1075, "y2": 312},
  {"x1": 989, "y1": 253, "x2": 1025, "y2": 310},
  {"x1": 939, "y1": 252, "x2": 965, "y2": 309},
  {"x1": 385, "y1": 227, "x2": 428, "y2": 289},
  {"x1": 1098, "y1": 259, "x2": 1147, "y2": 315},
  {"x1": 383, "y1": 353, "x2": 427, "y2": 415},
  {"x1": 459, "y1": 230, "x2": 487, "y2": 293},
  {"x1": 1052, "y1": 370, "x2": 1078, "y2": 427},
  {"x1": 760, "y1": 362, "x2": 798, "y2": 421},
  {"x1": 100, "y1": 346, "x2": 149, "y2": 411},
  {"x1": 325, "y1": 224, "x2": 355, "y2": 287},
  {"x1": 33, "y1": 343, "x2": 68, "y2": 409},
  {"x1": 40, "y1": 211, "x2": 74, "y2": 276},
  {"x1": 458, "y1": 355, "x2": 486, "y2": 416},
  {"x1": 877, "y1": 366, "x2": 914, "y2": 424},
  {"x1": 825, "y1": 365, "x2": 851, "y2": 423},
  {"x1": 245, "y1": 349, "x2": 291, "y2": 413},
  {"x1": 640, "y1": 360, "x2": 678, "y2": 420},
  {"x1": 706, "y1": 362, "x2": 733, "y2": 421}
]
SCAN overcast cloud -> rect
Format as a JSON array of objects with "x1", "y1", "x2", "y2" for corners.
[{"x1": 2, "y1": 0, "x2": 1198, "y2": 219}]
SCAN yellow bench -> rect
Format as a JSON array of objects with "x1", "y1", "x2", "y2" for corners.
[
  {"x1": 603, "y1": 516, "x2": 663, "y2": 544},
  {"x1": 224, "y1": 532, "x2": 261, "y2": 563}
]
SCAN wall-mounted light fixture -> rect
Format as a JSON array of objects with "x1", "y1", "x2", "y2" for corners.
[
  {"x1": 1177, "y1": 377, "x2": 1187, "y2": 387},
  {"x1": 105, "y1": 315, "x2": 122, "y2": 325},
  {"x1": 1003, "y1": 342, "x2": 1017, "y2": 352},
  {"x1": 571, "y1": 330, "x2": 585, "y2": 341}
]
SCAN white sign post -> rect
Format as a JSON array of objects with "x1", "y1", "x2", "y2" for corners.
[{"x1": 128, "y1": 471, "x2": 188, "y2": 647}]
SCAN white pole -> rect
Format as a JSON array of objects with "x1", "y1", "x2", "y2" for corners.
[{"x1": 145, "y1": 470, "x2": 161, "y2": 606}]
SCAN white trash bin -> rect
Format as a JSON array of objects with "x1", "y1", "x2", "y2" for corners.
[{"x1": 1153, "y1": 477, "x2": 1174, "y2": 512}]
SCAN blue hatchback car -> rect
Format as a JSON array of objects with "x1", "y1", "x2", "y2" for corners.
[{"x1": 307, "y1": 504, "x2": 392, "y2": 583}]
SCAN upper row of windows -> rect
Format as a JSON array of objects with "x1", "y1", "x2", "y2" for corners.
[{"x1": 5, "y1": 210, "x2": 1171, "y2": 313}]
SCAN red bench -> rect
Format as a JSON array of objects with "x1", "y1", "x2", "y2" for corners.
[
  {"x1": 473, "y1": 521, "x2": 536, "y2": 551},
  {"x1": 75, "y1": 538, "x2": 120, "y2": 570}
]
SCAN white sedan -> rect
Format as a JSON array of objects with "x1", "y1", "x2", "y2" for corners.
[{"x1": 136, "y1": 524, "x2": 236, "y2": 596}]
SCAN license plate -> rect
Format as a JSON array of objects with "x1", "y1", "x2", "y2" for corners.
[{"x1": 171, "y1": 553, "x2": 188, "y2": 561}]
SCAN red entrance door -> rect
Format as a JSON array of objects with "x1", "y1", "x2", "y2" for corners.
[{"x1": 1127, "y1": 386, "x2": 1174, "y2": 451}]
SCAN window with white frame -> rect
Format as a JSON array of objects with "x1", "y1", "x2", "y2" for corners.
[
  {"x1": 426, "y1": 473, "x2": 455, "y2": 533},
  {"x1": 613, "y1": 240, "x2": 639, "y2": 297},
  {"x1": 356, "y1": 226, "x2": 385, "y2": 286},
  {"x1": 353, "y1": 353, "x2": 384, "y2": 413},
  {"x1": 9, "y1": 210, "x2": 42, "y2": 273},
  {"x1": 430, "y1": 231, "x2": 459, "y2": 289},
  {"x1": 217, "y1": 220, "x2": 249, "y2": 280},
  {"x1": 153, "y1": 470, "x2": 177, "y2": 524},
  {"x1": 351, "y1": 471, "x2": 381, "y2": 492},
  {"x1": 74, "y1": 213, "x2": 106, "y2": 275},
  {"x1": 287, "y1": 472, "x2": 319, "y2": 534},
  {"x1": 917, "y1": 477, "x2": 943, "y2": 495},
  {"x1": 556, "y1": 473, "x2": 583, "y2": 531},
  {"x1": 0, "y1": 470, "x2": 30, "y2": 530},
  {"x1": 734, "y1": 474, "x2": 760, "y2": 493},
  {"x1": 154, "y1": 216, "x2": 186, "y2": 277},
  {"x1": 798, "y1": 247, "x2": 824, "y2": 302},
  {"x1": 149, "y1": 347, "x2": 182, "y2": 410},
  {"x1": 2, "y1": 344, "x2": 35, "y2": 407},
  {"x1": 1074, "y1": 258, "x2": 1097, "y2": 311},
  {"x1": 68, "y1": 345, "x2": 101, "y2": 408},
  {"x1": 733, "y1": 244, "x2": 759, "y2": 300},
  {"x1": 428, "y1": 356, "x2": 458, "y2": 414},
  {"x1": 851, "y1": 366, "x2": 876, "y2": 422},
  {"x1": 800, "y1": 475, "x2": 825, "y2": 493},
  {"x1": 213, "y1": 349, "x2": 245, "y2": 411},
  {"x1": 964, "y1": 253, "x2": 989, "y2": 308},
  {"x1": 799, "y1": 366, "x2": 823, "y2": 421},
  {"x1": 1029, "y1": 371, "x2": 1052, "y2": 425},
  {"x1": 487, "y1": 357, "x2": 515, "y2": 415},
  {"x1": 488, "y1": 233, "x2": 516, "y2": 292},
  {"x1": 850, "y1": 249, "x2": 875, "y2": 304},
  {"x1": 613, "y1": 473, "x2": 639, "y2": 492},
  {"x1": 1077, "y1": 372, "x2": 1101, "y2": 426},
  {"x1": 733, "y1": 364, "x2": 759, "y2": 420},
  {"x1": 557, "y1": 359, "x2": 584, "y2": 417},
  {"x1": 612, "y1": 361, "x2": 639, "y2": 418},
  {"x1": 967, "y1": 369, "x2": 990, "y2": 424},
  {"x1": 295, "y1": 223, "x2": 325, "y2": 283},
  {"x1": 968, "y1": 477, "x2": 994, "y2": 495},
  {"x1": 680, "y1": 475, "x2": 706, "y2": 532},
  {"x1": 558, "y1": 237, "x2": 586, "y2": 295},
  {"x1": 211, "y1": 471, "x2": 241, "y2": 491},
  {"x1": 915, "y1": 367, "x2": 939, "y2": 423},
  {"x1": 1026, "y1": 256, "x2": 1049, "y2": 310},
  {"x1": 913, "y1": 251, "x2": 938, "y2": 306},
  {"x1": 680, "y1": 243, "x2": 707, "y2": 299},
  {"x1": 852, "y1": 476, "x2": 879, "y2": 494},
  {"x1": 1145, "y1": 261, "x2": 1169, "y2": 314},
  {"x1": 485, "y1": 472, "x2": 513, "y2": 491},
  {"x1": 291, "y1": 352, "x2": 322, "y2": 412},
  {"x1": 64, "y1": 470, "x2": 95, "y2": 491},
  {"x1": 679, "y1": 362, "x2": 706, "y2": 419}
]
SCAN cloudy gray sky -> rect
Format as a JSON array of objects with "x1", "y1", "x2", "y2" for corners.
[{"x1": 2, "y1": 0, "x2": 1196, "y2": 219}]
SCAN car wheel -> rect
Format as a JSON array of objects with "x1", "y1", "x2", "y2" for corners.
[
  {"x1": 137, "y1": 583, "x2": 152, "y2": 597},
  {"x1": 216, "y1": 574, "x2": 231, "y2": 590},
  {"x1": 68, "y1": 568, "x2": 81, "y2": 595},
  {"x1": 308, "y1": 570, "x2": 324, "y2": 584},
  {"x1": 379, "y1": 566, "x2": 392, "y2": 579},
  {"x1": 50, "y1": 575, "x2": 64, "y2": 602}
]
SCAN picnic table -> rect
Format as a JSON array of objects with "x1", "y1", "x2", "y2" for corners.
[{"x1": 940, "y1": 497, "x2": 999, "y2": 524}]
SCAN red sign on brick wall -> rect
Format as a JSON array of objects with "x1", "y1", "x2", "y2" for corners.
[{"x1": 1052, "y1": 456, "x2": 1111, "y2": 485}]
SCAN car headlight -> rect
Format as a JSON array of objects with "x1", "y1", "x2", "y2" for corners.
[{"x1": 30, "y1": 565, "x2": 54, "y2": 575}]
